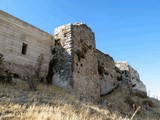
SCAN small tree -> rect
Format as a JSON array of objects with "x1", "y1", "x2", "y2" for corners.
[
  {"x1": 23, "y1": 54, "x2": 44, "y2": 91},
  {"x1": 0, "y1": 53, "x2": 12, "y2": 84}
]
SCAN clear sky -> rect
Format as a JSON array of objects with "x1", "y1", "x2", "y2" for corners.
[{"x1": 0, "y1": 0, "x2": 160, "y2": 98}]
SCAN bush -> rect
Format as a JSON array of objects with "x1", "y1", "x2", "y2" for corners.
[
  {"x1": 0, "y1": 53, "x2": 13, "y2": 84},
  {"x1": 23, "y1": 54, "x2": 44, "y2": 91},
  {"x1": 124, "y1": 97, "x2": 136, "y2": 108},
  {"x1": 142, "y1": 99, "x2": 155, "y2": 108},
  {"x1": 133, "y1": 91, "x2": 147, "y2": 98}
]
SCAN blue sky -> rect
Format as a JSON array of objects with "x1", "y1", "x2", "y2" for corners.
[{"x1": 0, "y1": 0, "x2": 160, "y2": 98}]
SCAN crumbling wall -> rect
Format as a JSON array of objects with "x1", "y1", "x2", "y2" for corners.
[
  {"x1": 72, "y1": 23, "x2": 100, "y2": 103},
  {"x1": 96, "y1": 50, "x2": 118, "y2": 95},
  {"x1": 50, "y1": 22, "x2": 147, "y2": 102},
  {"x1": 0, "y1": 10, "x2": 53, "y2": 78},
  {"x1": 0, "y1": 10, "x2": 147, "y2": 103},
  {"x1": 50, "y1": 23, "x2": 100, "y2": 103},
  {"x1": 48, "y1": 24, "x2": 73, "y2": 91},
  {"x1": 115, "y1": 62, "x2": 147, "y2": 93}
]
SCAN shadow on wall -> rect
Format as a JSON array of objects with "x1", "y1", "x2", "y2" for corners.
[{"x1": 46, "y1": 36, "x2": 73, "y2": 92}]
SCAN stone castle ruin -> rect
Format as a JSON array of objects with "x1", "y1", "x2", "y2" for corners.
[{"x1": 0, "y1": 10, "x2": 146, "y2": 103}]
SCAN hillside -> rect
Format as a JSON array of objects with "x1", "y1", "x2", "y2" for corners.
[{"x1": 0, "y1": 82, "x2": 160, "y2": 120}]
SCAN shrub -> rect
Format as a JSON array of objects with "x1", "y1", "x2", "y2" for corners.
[
  {"x1": 142, "y1": 99, "x2": 155, "y2": 108},
  {"x1": 23, "y1": 54, "x2": 44, "y2": 91},
  {"x1": 124, "y1": 97, "x2": 136, "y2": 108},
  {"x1": 0, "y1": 53, "x2": 13, "y2": 84},
  {"x1": 133, "y1": 91, "x2": 147, "y2": 98}
]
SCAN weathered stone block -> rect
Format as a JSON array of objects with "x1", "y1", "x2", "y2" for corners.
[
  {"x1": 96, "y1": 50, "x2": 118, "y2": 95},
  {"x1": 72, "y1": 23, "x2": 100, "y2": 103}
]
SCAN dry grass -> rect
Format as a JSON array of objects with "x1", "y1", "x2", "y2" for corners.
[
  {"x1": 102, "y1": 86, "x2": 160, "y2": 120},
  {"x1": 0, "y1": 83, "x2": 160, "y2": 120},
  {"x1": 0, "y1": 83, "x2": 127, "y2": 120}
]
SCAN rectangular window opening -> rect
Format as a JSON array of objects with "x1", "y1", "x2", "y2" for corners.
[{"x1": 22, "y1": 43, "x2": 28, "y2": 55}]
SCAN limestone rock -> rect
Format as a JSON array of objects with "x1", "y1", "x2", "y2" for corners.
[{"x1": 115, "y1": 62, "x2": 147, "y2": 94}]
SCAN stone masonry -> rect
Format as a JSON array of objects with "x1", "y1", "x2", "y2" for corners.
[
  {"x1": 96, "y1": 50, "x2": 118, "y2": 95},
  {"x1": 0, "y1": 11, "x2": 147, "y2": 103},
  {"x1": 49, "y1": 23, "x2": 100, "y2": 103},
  {"x1": 72, "y1": 23, "x2": 100, "y2": 103}
]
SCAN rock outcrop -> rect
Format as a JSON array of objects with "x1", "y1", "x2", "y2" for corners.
[{"x1": 115, "y1": 62, "x2": 147, "y2": 95}]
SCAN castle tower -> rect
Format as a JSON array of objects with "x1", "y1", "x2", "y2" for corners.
[{"x1": 49, "y1": 23, "x2": 100, "y2": 103}]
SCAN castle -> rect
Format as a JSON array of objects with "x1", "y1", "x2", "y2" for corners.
[{"x1": 0, "y1": 10, "x2": 146, "y2": 103}]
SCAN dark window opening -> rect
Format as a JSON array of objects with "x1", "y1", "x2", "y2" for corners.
[{"x1": 22, "y1": 43, "x2": 28, "y2": 55}]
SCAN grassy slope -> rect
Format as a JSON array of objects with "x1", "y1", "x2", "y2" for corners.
[
  {"x1": 102, "y1": 86, "x2": 160, "y2": 120},
  {"x1": 0, "y1": 82, "x2": 160, "y2": 120}
]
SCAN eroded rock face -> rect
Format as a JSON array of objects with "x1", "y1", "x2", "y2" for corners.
[
  {"x1": 96, "y1": 50, "x2": 118, "y2": 95},
  {"x1": 115, "y1": 62, "x2": 147, "y2": 94}
]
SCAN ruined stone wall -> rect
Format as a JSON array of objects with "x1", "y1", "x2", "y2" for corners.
[
  {"x1": 96, "y1": 50, "x2": 118, "y2": 95},
  {"x1": 115, "y1": 62, "x2": 146, "y2": 93},
  {"x1": 51, "y1": 23, "x2": 100, "y2": 103},
  {"x1": 72, "y1": 23, "x2": 100, "y2": 103},
  {"x1": 0, "y1": 10, "x2": 53, "y2": 77},
  {"x1": 0, "y1": 11, "x2": 147, "y2": 103},
  {"x1": 49, "y1": 24, "x2": 73, "y2": 91}
]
